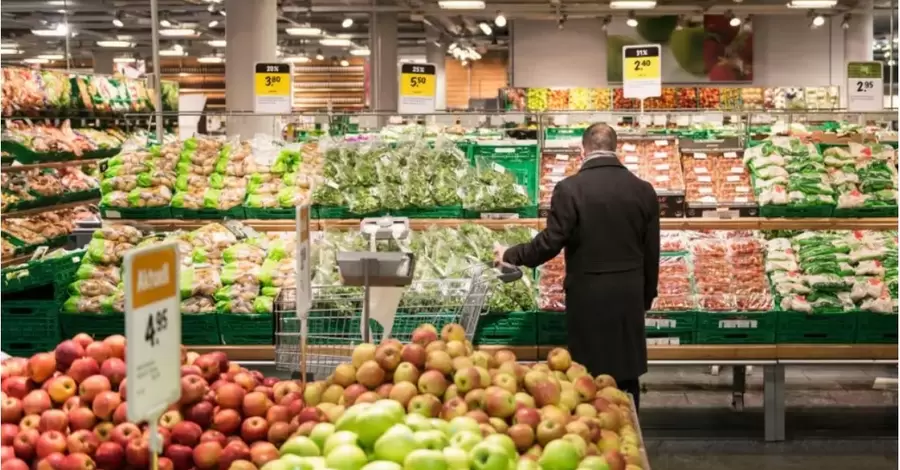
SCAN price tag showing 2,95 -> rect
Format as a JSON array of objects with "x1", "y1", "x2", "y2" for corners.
[{"x1": 125, "y1": 242, "x2": 181, "y2": 424}]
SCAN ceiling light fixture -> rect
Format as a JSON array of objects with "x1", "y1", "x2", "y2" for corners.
[
  {"x1": 219, "y1": 9, "x2": 226, "y2": 16},
  {"x1": 112, "y1": 12, "x2": 124, "y2": 27},
  {"x1": 32, "y1": 24, "x2": 69, "y2": 37},
  {"x1": 841, "y1": 14, "x2": 850, "y2": 29},
  {"x1": 37, "y1": 54, "x2": 64, "y2": 60},
  {"x1": 207, "y1": 39, "x2": 226, "y2": 47},
  {"x1": 438, "y1": 1, "x2": 486, "y2": 9},
  {"x1": 159, "y1": 48, "x2": 186, "y2": 56},
  {"x1": 96, "y1": 40, "x2": 134, "y2": 48},
  {"x1": 284, "y1": 55, "x2": 310, "y2": 63},
  {"x1": 494, "y1": 11, "x2": 507, "y2": 27},
  {"x1": 610, "y1": 1, "x2": 657, "y2": 9},
  {"x1": 340, "y1": 58, "x2": 350, "y2": 67},
  {"x1": 208, "y1": 19, "x2": 219, "y2": 27},
  {"x1": 159, "y1": 28, "x2": 197, "y2": 37},
  {"x1": 24, "y1": 58, "x2": 50, "y2": 64},
  {"x1": 350, "y1": 49, "x2": 370, "y2": 56},
  {"x1": 319, "y1": 38, "x2": 352, "y2": 46},
  {"x1": 160, "y1": 14, "x2": 172, "y2": 27},
  {"x1": 726, "y1": 10, "x2": 741, "y2": 26},
  {"x1": 342, "y1": 18, "x2": 353, "y2": 28},
  {"x1": 113, "y1": 56, "x2": 136, "y2": 63},
  {"x1": 197, "y1": 55, "x2": 225, "y2": 64},
  {"x1": 1, "y1": 48, "x2": 23, "y2": 55},
  {"x1": 208, "y1": 4, "x2": 216, "y2": 12},
  {"x1": 285, "y1": 26, "x2": 322, "y2": 36},
  {"x1": 787, "y1": 0, "x2": 837, "y2": 8},
  {"x1": 478, "y1": 22, "x2": 493, "y2": 35},
  {"x1": 315, "y1": 49, "x2": 325, "y2": 60},
  {"x1": 626, "y1": 11, "x2": 639, "y2": 27},
  {"x1": 809, "y1": 12, "x2": 825, "y2": 28},
  {"x1": 173, "y1": 44, "x2": 184, "y2": 52}
]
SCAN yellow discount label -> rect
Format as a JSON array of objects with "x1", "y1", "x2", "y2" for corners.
[
  {"x1": 254, "y1": 63, "x2": 291, "y2": 97},
  {"x1": 400, "y1": 63, "x2": 436, "y2": 97},
  {"x1": 623, "y1": 45, "x2": 661, "y2": 82}
]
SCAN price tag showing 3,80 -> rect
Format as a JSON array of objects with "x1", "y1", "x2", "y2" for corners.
[{"x1": 125, "y1": 242, "x2": 181, "y2": 424}]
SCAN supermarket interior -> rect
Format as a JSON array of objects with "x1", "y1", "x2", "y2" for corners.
[{"x1": 1, "y1": 0, "x2": 900, "y2": 469}]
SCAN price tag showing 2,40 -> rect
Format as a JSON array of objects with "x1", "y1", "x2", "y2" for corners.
[
  {"x1": 125, "y1": 242, "x2": 181, "y2": 425},
  {"x1": 622, "y1": 44, "x2": 661, "y2": 100}
]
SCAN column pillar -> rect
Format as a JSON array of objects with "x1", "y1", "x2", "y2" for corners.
[
  {"x1": 844, "y1": 0, "x2": 874, "y2": 63},
  {"x1": 225, "y1": 0, "x2": 278, "y2": 137},
  {"x1": 370, "y1": 11, "x2": 398, "y2": 118},
  {"x1": 425, "y1": 33, "x2": 447, "y2": 111},
  {"x1": 92, "y1": 50, "x2": 115, "y2": 75}
]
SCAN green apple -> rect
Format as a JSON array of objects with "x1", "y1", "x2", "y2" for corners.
[
  {"x1": 405, "y1": 413, "x2": 433, "y2": 432},
  {"x1": 561, "y1": 434, "x2": 587, "y2": 458},
  {"x1": 266, "y1": 456, "x2": 326, "y2": 470},
  {"x1": 374, "y1": 424, "x2": 421, "y2": 464},
  {"x1": 447, "y1": 416, "x2": 480, "y2": 436},
  {"x1": 325, "y1": 444, "x2": 368, "y2": 470},
  {"x1": 483, "y1": 434, "x2": 517, "y2": 461},
  {"x1": 448, "y1": 431, "x2": 481, "y2": 452},
  {"x1": 442, "y1": 447, "x2": 470, "y2": 470},
  {"x1": 336, "y1": 403, "x2": 372, "y2": 433},
  {"x1": 538, "y1": 439, "x2": 581, "y2": 470},
  {"x1": 324, "y1": 431, "x2": 361, "y2": 456},
  {"x1": 577, "y1": 456, "x2": 611, "y2": 470},
  {"x1": 516, "y1": 458, "x2": 540, "y2": 470},
  {"x1": 361, "y1": 462, "x2": 403, "y2": 470},
  {"x1": 403, "y1": 449, "x2": 448, "y2": 470},
  {"x1": 373, "y1": 400, "x2": 406, "y2": 423},
  {"x1": 429, "y1": 418, "x2": 449, "y2": 435},
  {"x1": 414, "y1": 430, "x2": 450, "y2": 450},
  {"x1": 310, "y1": 423, "x2": 336, "y2": 452},
  {"x1": 281, "y1": 436, "x2": 322, "y2": 457},
  {"x1": 357, "y1": 404, "x2": 403, "y2": 448},
  {"x1": 469, "y1": 442, "x2": 511, "y2": 470}
]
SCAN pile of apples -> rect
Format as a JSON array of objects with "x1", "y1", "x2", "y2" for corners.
[{"x1": 0, "y1": 323, "x2": 645, "y2": 470}]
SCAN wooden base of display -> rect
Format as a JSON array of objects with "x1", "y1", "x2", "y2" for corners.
[{"x1": 188, "y1": 344, "x2": 898, "y2": 362}]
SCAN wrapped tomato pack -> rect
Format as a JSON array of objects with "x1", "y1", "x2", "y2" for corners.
[
  {"x1": 539, "y1": 151, "x2": 582, "y2": 208},
  {"x1": 538, "y1": 254, "x2": 566, "y2": 311},
  {"x1": 617, "y1": 138, "x2": 684, "y2": 193}
]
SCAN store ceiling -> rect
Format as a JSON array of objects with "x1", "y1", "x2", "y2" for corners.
[{"x1": 0, "y1": 0, "x2": 895, "y2": 62}]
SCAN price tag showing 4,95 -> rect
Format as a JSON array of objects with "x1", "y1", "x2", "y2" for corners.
[{"x1": 125, "y1": 242, "x2": 181, "y2": 424}]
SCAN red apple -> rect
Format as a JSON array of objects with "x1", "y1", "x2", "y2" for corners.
[
  {"x1": 110, "y1": 423, "x2": 140, "y2": 448},
  {"x1": 1, "y1": 397, "x2": 23, "y2": 423},
  {"x1": 4, "y1": 458, "x2": 28, "y2": 470},
  {"x1": 193, "y1": 355, "x2": 221, "y2": 382},
  {"x1": 216, "y1": 383, "x2": 245, "y2": 410},
  {"x1": 265, "y1": 422, "x2": 292, "y2": 448},
  {"x1": 3, "y1": 377, "x2": 31, "y2": 400},
  {"x1": 101, "y1": 336, "x2": 126, "y2": 360},
  {"x1": 192, "y1": 441, "x2": 223, "y2": 470},
  {"x1": 27, "y1": 354, "x2": 57, "y2": 384},
  {"x1": 72, "y1": 334, "x2": 94, "y2": 349},
  {"x1": 219, "y1": 440, "x2": 250, "y2": 470},
  {"x1": 249, "y1": 441, "x2": 278, "y2": 467},
  {"x1": 1, "y1": 424, "x2": 17, "y2": 446},
  {"x1": 35, "y1": 431, "x2": 67, "y2": 459},
  {"x1": 242, "y1": 392, "x2": 271, "y2": 418},
  {"x1": 158, "y1": 410, "x2": 183, "y2": 430},
  {"x1": 38, "y1": 409, "x2": 68, "y2": 433},
  {"x1": 78, "y1": 375, "x2": 111, "y2": 403},
  {"x1": 36, "y1": 452, "x2": 66, "y2": 470},
  {"x1": 91, "y1": 391, "x2": 121, "y2": 421},
  {"x1": 212, "y1": 409, "x2": 241, "y2": 435},
  {"x1": 1, "y1": 445, "x2": 14, "y2": 463},
  {"x1": 164, "y1": 444, "x2": 193, "y2": 470},
  {"x1": 240, "y1": 417, "x2": 268, "y2": 443},
  {"x1": 199, "y1": 430, "x2": 226, "y2": 447},
  {"x1": 233, "y1": 373, "x2": 257, "y2": 393},
  {"x1": 93, "y1": 423, "x2": 114, "y2": 443},
  {"x1": 12, "y1": 428, "x2": 39, "y2": 460},
  {"x1": 111, "y1": 403, "x2": 127, "y2": 425},
  {"x1": 85, "y1": 343, "x2": 112, "y2": 366},
  {"x1": 68, "y1": 406, "x2": 97, "y2": 431},
  {"x1": 273, "y1": 382, "x2": 301, "y2": 404},
  {"x1": 125, "y1": 438, "x2": 150, "y2": 468},
  {"x1": 19, "y1": 414, "x2": 40, "y2": 431},
  {"x1": 93, "y1": 441, "x2": 124, "y2": 470},
  {"x1": 180, "y1": 375, "x2": 209, "y2": 406},
  {"x1": 66, "y1": 430, "x2": 100, "y2": 455},
  {"x1": 23, "y1": 390, "x2": 52, "y2": 415},
  {"x1": 99, "y1": 359, "x2": 125, "y2": 389},
  {"x1": 68, "y1": 358, "x2": 100, "y2": 385},
  {"x1": 184, "y1": 401, "x2": 214, "y2": 428},
  {"x1": 63, "y1": 396, "x2": 83, "y2": 413},
  {"x1": 170, "y1": 421, "x2": 202, "y2": 447}
]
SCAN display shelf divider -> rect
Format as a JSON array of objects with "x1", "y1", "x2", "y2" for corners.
[{"x1": 3, "y1": 198, "x2": 100, "y2": 218}]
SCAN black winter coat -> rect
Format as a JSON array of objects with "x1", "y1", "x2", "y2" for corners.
[{"x1": 503, "y1": 156, "x2": 660, "y2": 380}]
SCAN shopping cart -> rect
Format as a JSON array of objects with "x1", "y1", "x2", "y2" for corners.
[{"x1": 274, "y1": 217, "x2": 521, "y2": 380}]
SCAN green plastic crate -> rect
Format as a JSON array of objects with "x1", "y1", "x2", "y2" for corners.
[
  {"x1": 645, "y1": 311, "x2": 697, "y2": 332},
  {"x1": 474, "y1": 311, "x2": 538, "y2": 346},
  {"x1": 545, "y1": 128, "x2": 585, "y2": 140},
  {"x1": 1, "y1": 300, "x2": 61, "y2": 344},
  {"x1": 463, "y1": 206, "x2": 539, "y2": 219},
  {"x1": 218, "y1": 312, "x2": 274, "y2": 345},
  {"x1": 856, "y1": 311, "x2": 899, "y2": 344},
  {"x1": 100, "y1": 204, "x2": 172, "y2": 220},
  {"x1": 776, "y1": 311, "x2": 858, "y2": 343},
  {"x1": 1, "y1": 340, "x2": 58, "y2": 357},
  {"x1": 172, "y1": 206, "x2": 246, "y2": 220},
  {"x1": 182, "y1": 312, "x2": 222, "y2": 345},
  {"x1": 695, "y1": 311, "x2": 777, "y2": 344},
  {"x1": 536, "y1": 311, "x2": 567, "y2": 345},
  {"x1": 59, "y1": 312, "x2": 125, "y2": 339},
  {"x1": 832, "y1": 205, "x2": 898, "y2": 218},
  {"x1": 386, "y1": 206, "x2": 463, "y2": 219},
  {"x1": 759, "y1": 204, "x2": 834, "y2": 218},
  {"x1": 314, "y1": 206, "x2": 384, "y2": 220},
  {"x1": 58, "y1": 189, "x2": 101, "y2": 203},
  {"x1": 243, "y1": 207, "x2": 297, "y2": 220},
  {"x1": 2, "y1": 263, "x2": 56, "y2": 293},
  {"x1": 646, "y1": 330, "x2": 694, "y2": 346},
  {"x1": 472, "y1": 143, "x2": 540, "y2": 204},
  {"x1": 6, "y1": 195, "x2": 63, "y2": 211}
]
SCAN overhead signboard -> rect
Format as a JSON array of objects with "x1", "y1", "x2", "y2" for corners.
[
  {"x1": 398, "y1": 63, "x2": 436, "y2": 114},
  {"x1": 847, "y1": 61, "x2": 884, "y2": 112},
  {"x1": 254, "y1": 62, "x2": 292, "y2": 114},
  {"x1": 622, "y1": 44, "x2": 662, "y2": 100},
  {"x1": 125, "y1": 242, "x2": 182, "y2": 425}
]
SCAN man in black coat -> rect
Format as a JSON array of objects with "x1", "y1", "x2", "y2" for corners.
[{"x1": 495, "y1": 123, "x2": 660, "y2": 410}]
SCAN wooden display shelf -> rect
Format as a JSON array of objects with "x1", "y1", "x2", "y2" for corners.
[
  {"x1": 776, "y1": 344, "x2": 898, "y2": 360},
  {"x1": 187, "y1": 345, "x2": 539, "y2": 362},
  {"x1": 108, "y1": 217, "x2": 897, "y2": 232},
  {"x1": 4, "y1": 198, "x2": 100, "y2": 217}
]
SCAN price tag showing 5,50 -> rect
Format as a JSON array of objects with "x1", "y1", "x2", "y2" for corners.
[{"x1": 125, "y1": 242, "x2": 182, "y2": 424}]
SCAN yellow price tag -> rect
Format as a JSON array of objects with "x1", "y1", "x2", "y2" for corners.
[
  {"x1": 400, "y1": 63, "x2": 436, "y2": 97},
  {"x1": 254, "y1": 63, "x2": 291, "y2": 96},
  {"x1": 623, "y1": 46, "x2": 661, "y2": 82}
]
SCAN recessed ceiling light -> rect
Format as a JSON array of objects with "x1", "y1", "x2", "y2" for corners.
[
  {"x1": 610, "y1": 1, "x2": 656, "y2": 9},
  {"x1": 437, "y1": 1, "x2": 485, "y2": 9},
  {"x1": 342, "y1": 18, "x2": 353, "y2": 28},
  {"x1": 479, "y1": 22, "x2": 493, "y2": 35},
  {"x1": 32, "y1": 24, "x2": 69, "y2": 36},
  {"x1": 159, "y1": 28, "x2": 197, "y2": 37},
  {"x1": 787, "y1": 0, "x2": 837, "y2": 7},
  {"x1": 349, "y1": 49, "x2": 370, "y2": 56},
  {"x1": 207, "y1": 40, "x2": 226, "y2": 47},
  {"x1": 112, "y1": 12, "x2": 124, "y2": 28},
  {"x1": 284, "y1": 55, "x2": 310, "y2": 63},
  {"x1": 37, "y1": 54, "x2": 64, "y2": 60},
  {"x1": 320, "y1": 38, "x2": 352, "y2": 46},
  {"x1": 494, "y1": 11, "x2": 507, "y2": 27},
  {"x1": 1, "y1": 48, "x2": 23, "y2": 55},
  {"x1": 197, "y1": 55, "x2": 225, "y2": 63},
  {"x1": 285, "y1": 27, "x2": 322, "y2": 36},
  {"x1": 208, "y1": 19, "x2": 219, "y2": 28},
  {"x1": 24, "y1": 58, "x2": 50, "y2": 64},
  {"x1": 96, "y1": 40, "x2": 134, "y2": 48}
]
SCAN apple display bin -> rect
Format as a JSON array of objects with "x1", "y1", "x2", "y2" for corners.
[
  {"x1": 855, "y1": 311, "x2": 899, "y2": 344},
  {"x1": 59, "y1": 312, "x2": 125, "y2": 340},
  {"x1": 181, "y1": 312, "x2": 222, "y2": 345},
  {"x1": 1, "y1": 299, "x2": 62, "y2": 354}
]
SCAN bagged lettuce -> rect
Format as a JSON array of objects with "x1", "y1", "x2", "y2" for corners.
[
  {"x1": 63, "y1": 295, "x2": 104, "y2": 314},
  {"x1": 223, "y1": 243, "x2": 266, "y2": 264},
  {"x1": 180, "y1": 265, "x2": 221, "y2": 297},
  {"x1": 75, "y1": 262, "x2": 121, "y2": 284}
]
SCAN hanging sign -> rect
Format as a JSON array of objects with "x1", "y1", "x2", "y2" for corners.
[
  {"x1": 847, "y1": 61, "x2": 884, "y2": 112},
  {"x1": 622, "y1": 44, "x2": 662, "y2": 100},
  {"x1": 125, "y1": 242, "x2": 181, "y2": 424},
  {"x1": 295, "y1": 204, "x2": 312, "y2": 320},
  {"x1": 398, "y1": 63, "x2": 436, "y2": 114},
  {"x1": 254, "y1": 62, "x2": 292, "y2": 114}
]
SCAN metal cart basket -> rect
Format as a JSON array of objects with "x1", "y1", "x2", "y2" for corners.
[{"x1": 274, "y1": 266, "x2": 497, "y2": 379}]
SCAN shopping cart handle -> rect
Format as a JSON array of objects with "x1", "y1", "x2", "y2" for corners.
[{"x1": 497, "y1": 265, "x2": 523, "y2": 283}]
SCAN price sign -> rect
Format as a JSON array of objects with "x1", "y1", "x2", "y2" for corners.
[
  {"x1": 847, "y1": 61, "x2": 883, "y2": 112},
  {"x1": 295, "y1": 205, "x2": 312, "y2": 320},
  {"x1": 622, "y1": 44, "x2": 661, "y2": 100},
  {"x1": 399, "y1": 63, "x2": 436, "y2": 114},
  {"x1": 254, "y1": 62, "x2": 292, "y2": 114},
  {"x1": 125, "y1": 242, "x2": 181, "y2": 426}
]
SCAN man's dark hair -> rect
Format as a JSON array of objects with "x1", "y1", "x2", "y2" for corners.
[{"x1": 582, "y1": 123, "x2": 617, "y2": 153}]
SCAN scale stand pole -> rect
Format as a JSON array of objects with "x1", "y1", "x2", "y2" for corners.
[{"x1": 362, "y1": 258, "x2": 371, "y2": 344}]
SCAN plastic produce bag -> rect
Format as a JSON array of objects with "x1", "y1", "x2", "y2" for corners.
[
  {"x1": 223, "y1": 243, "x2": 266, "y2": 264},
  {"x1": 182, "y1": 296, "x2": 216, "y2": 313},
  {"x1": 63, "y1": 295, "x2": 104, "y2": 314},
  {"x1": 86, "y1": 238, "x2": 134, "y2": 265},
  {"x1": 94, "y1": 225, "x2": 143, "y2": 244},
  {"x1": 259, "y1": 258, "x2": 296, "y2": 287},
  {"x1": 180, "y1": 265, "x2": 222, "y2": 297},
  {"x1": 221, "y1": 261, "x2": 262, "y2": 285},
  {"x1": 214, "y1": 284, "x2": 260, "y2": 302},
  {"x1": 69, "y1": 279, "x2": 118, "y2": 297},
  {"x1": 75, "y1": 263, "x2": 121, "y2": 285}
]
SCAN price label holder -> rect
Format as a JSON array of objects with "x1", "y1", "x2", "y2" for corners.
[
  {"x1": 399, "y1": 63, "x2": 437, "y2": 114},
  {"x1": 847, "y1": 61, "x2": 884, "y2": 112},
  {"x1": 254, "y1": 62, "x2": 292, "y2": 114},
  {"x1": 622, "y1": 44, "x2": 662, "y2": 100}
]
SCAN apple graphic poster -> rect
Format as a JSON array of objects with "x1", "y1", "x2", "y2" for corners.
[{"x1": 607, "y1": 15, "x2": 753, "y2": 83}]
